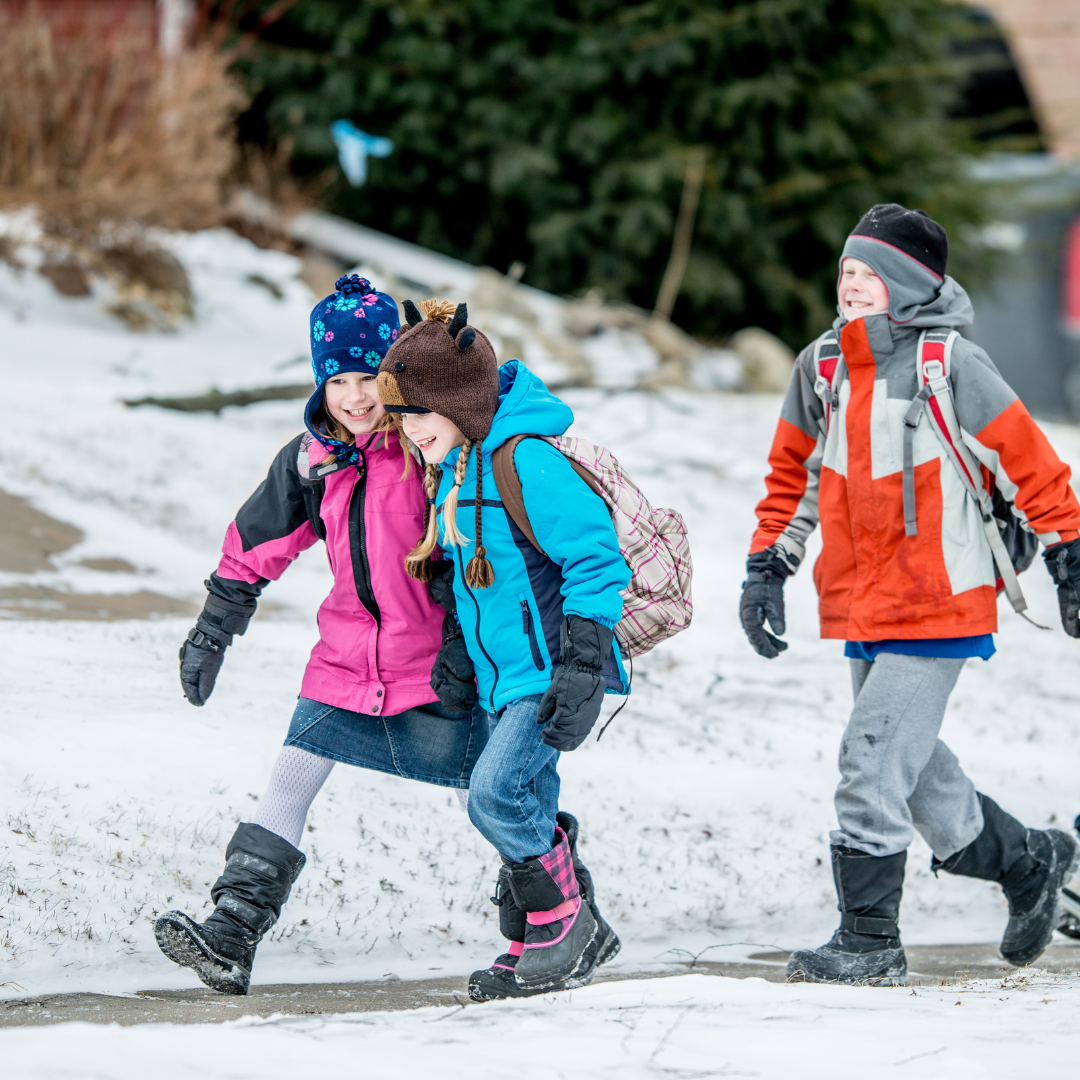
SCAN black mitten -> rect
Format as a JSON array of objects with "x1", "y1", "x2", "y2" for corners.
[
  {"x1": 740, "y1": 547, "x2": 792, "y2": 659},
  {"x1": 536, "y1": 616, "x2": 614, "y2": 752},
  {"x1": 428, "y1": 562, "x2": 478, "y2": 712},
  {"x1": 1045, "y1": 539, "x2": 1080, "y2": 637},
  {"x1": 179, "y1": 591, "x2": 254, "y2": 706},
  {"x1": 430, "y1": 626, "x2": 478, "y2": 712},
  {"x1": 428, "y1": 559, "x2": 456, "y2": 613}
]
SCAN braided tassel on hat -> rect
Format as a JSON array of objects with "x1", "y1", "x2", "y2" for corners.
[{"x1": 465, "y1": 439, "x2": 495, "y2": 589}]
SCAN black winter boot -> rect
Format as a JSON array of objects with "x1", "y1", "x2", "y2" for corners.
[
  {"x1": 1057, "y1": 813, "x2": 1080, "y2": 940},
  {"x1": 787, "y1": 847, "x2": 908, "y2": 986},
  {"x1": 507, "y1": 825, "x2": 598, "y2": 992},
  {"x1": 467, "y1": 812, "x2": 619, "y2": 1003},
  {"x1": 154, "y1": 823, "x2": 305, "y2": 995},
  {"x1": 934, "y1": 793, "x2": 1079, "y2": 966}
]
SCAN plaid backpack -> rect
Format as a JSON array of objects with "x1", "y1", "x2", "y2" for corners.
[{"x1": 491, "y1": 434, "x2": 693, "y2": 657}]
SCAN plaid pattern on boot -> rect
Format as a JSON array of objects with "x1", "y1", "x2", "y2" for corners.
[{"x1": 537, "y1": 827, "x2": 577, "y2": 901}]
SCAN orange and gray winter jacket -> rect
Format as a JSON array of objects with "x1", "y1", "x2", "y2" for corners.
[{"x1": 750, "y1": 278, "x2": 1080, "y2": 641}]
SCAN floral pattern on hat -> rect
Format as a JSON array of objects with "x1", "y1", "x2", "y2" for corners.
[{"x1": 309, "y1": 274, "x2": 400, "y2": 388}]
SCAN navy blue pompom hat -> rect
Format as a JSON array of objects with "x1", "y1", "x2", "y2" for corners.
[{"x1": 304, "y1": 274, "x2": 401, "y2": 461}]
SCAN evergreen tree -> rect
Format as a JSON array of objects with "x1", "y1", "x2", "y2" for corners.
[{"x1": 238, "y1": 0, "x2": 991, "y2": 346}]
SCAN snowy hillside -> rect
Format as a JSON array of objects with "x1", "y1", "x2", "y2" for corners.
[{"x1": 3, "y1": 221, "x2": 1080, "y2": 1007}]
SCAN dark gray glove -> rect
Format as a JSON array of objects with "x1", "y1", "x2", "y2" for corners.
[
  {"x1": 537, "y1": 616, "x2": 614, "y2": 752},
  {"x1": 179, "y1": 593, "x2": 254, "y2": 706},
  {"x1": 1045, "y1": 539, "x2": 1080, "y2": 637},
  {"x1": 740, "y1": 547, "x2": 792, "y2": 659},
  {"x1": 428, "y1": 562, "x2": 478, "y2": 712}
]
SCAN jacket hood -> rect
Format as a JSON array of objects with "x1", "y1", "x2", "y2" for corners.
[
  {"x1": 833, "y1": 275, "x2": 974, "y2": 339},
  {"x1": 472, "y1": 360, "x2": 574, "y2": 455}
]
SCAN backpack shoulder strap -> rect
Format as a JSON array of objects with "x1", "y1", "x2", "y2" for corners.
[
  {"x1": 811, "y1": 330, "x2": 843, "y2": 434},
  {"x1": 491, "y1": 435, "x2": 605, "y2": 555},
  {"x1": 907, "y1": 329, "x2": 1028, "y2": 615},
  {"x1": 492, "y1": 435, "x2": 545, "y2": 554}
]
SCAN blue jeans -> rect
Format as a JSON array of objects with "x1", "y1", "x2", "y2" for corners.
[
  {"x1": 285, "y1": 697, "x2": 486, "y2": 789},
  {"x1": 467, "y1": 694, "x2": 561, "y2": 862}
]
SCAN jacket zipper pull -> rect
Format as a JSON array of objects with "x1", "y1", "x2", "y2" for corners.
[{"x1": 520, "y1": 600, "x2": 531, "y2": 633}]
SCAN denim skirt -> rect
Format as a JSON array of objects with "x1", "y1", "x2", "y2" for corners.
[{"x1": 284, "y1": 696, "x2": 486, "y2": 789}]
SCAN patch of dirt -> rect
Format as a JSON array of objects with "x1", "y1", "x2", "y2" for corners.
[
  {"x1": 77, "y1": 557, "x2": 138, "y2": 573},
  {"x1": 0, "y1": 585, "x2": 195, "y2": 621},
  {"x1": 0, "y1": 489, "x2": 191, "y2": 619},
  {"x1": 38, "y1": 260, "x2": 91, "y2": 296},
  {"x1": 0, "y1": 490, "x2": 83, "y2": 572}
]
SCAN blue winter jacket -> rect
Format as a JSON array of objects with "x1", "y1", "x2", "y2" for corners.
[{"x1": 436, "y1": 361, "x2": 631, "y2": 713}]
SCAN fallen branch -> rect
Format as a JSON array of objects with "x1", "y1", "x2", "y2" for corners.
[{"x1": 124, "y1": 384, "x2": 309, "y2": 414}]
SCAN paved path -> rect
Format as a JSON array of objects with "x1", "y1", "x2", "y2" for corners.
[{"x1": 3, "y1": 944, "x2": 1079, "y2": 1028}]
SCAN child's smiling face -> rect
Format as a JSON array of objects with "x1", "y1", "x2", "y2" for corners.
[
  {"x1": 323, "y1": 371, "x2": 385, "y2": 435},
  {"x1": 401, "y1": 411, "x2": 466, "y2": 463},
  {"x1": 838, "y1": 257, "x2": 890, "y2": 321}
]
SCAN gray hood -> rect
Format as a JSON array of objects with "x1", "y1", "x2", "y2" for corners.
[{"x1": 833, "y1": 275, "x2": 973, "y2": 338}]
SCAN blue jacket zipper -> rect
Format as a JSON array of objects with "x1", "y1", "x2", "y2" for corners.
[
  {"x1": 521, "y1": 600, "x2": 545, "y2": 671},
  {"x1": 456, "y1": 544, "x2": 500, "y2": 713}
]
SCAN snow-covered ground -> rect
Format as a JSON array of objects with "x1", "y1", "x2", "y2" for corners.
[
  {"x1": 2, "y1": 223, "x2": 1080, "y2": 1075},
  {"x1": 8, "y1": 971, "x2": 1080, "y2": 1079}
]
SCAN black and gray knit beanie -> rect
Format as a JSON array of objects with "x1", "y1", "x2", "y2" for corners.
[{"x1": 840, "y1": 204, "x2": 949, "y2": 323}]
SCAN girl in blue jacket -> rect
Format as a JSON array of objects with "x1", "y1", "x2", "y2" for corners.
[{"x1": 377, "y1": 299, "x2": 630, "y2": 1001}]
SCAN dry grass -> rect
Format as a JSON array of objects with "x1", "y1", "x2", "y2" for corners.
[{"x1": 0, "y1": 3, "x2": 248, "y2": 236}]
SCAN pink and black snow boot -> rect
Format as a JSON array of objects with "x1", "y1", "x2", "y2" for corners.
[
  {"x1": 468, "y1": 812, "x2": 619, "y2": 1002},
  {"x1": 154, "y1": 823, "x2": 305, "y2": 995},
  {"x1": 507, "y1": 824, "x2": 598, "y2": 992}
]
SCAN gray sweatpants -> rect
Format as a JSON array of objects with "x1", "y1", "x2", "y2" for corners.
[{"x1": 830, "y1": 653, "x2": 985, "y2": 860}]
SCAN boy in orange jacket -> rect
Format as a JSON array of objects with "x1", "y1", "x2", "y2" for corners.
[{"x1": 741, "y1": 204, "x2": 1080, "y2": 985}]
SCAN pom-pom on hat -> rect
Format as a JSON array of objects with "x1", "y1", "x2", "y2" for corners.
[
  {"x1": 304, "y1": 274, "x2": 401, "y2": 460},
  {"x1": 376, "y1": 299, "x2": 499, "y2": 443},
  {"x1": 309, "y1": 274, "x2": 400, "y2": 383},
  {"x1": 840, "y1": 204, "x2": 949, "y2": 324}
]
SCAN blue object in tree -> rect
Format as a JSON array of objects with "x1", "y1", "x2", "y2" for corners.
[{"x1": 330, "y1": 120, "x2": 394, "y2": 186}]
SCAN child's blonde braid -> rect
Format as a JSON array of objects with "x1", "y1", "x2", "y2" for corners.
[
  {"x1": 440, "y1": 440, "x2": 473, "y2": 548},
  {"x1": 465, "y1": 438, "x2": 494, "y2": 589},
  {"x1": 405, "y1": 462, "x2": 442, "y2": 581}
]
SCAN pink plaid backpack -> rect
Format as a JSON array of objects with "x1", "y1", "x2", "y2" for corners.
[{"x1": 491, "y1": 434, "x2": 693, "y2": 657}]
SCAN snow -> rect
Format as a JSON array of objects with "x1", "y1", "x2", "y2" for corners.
[
  {"x1": 2, "y1": 221, "x2": 1080, "y2": 1074},
  {"x1": 6, "y1": 972, "x2": 1080, "y2": 1079}
]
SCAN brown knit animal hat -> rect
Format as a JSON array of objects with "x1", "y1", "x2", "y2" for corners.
[
  {"x1": 379, "y1": 299, "x2": 498, "y2": 590},
  {"x1": 377, "y1": 299, "x2": 499, "y2": 442}
]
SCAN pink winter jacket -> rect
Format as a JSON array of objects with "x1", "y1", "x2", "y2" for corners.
[{"x1": 212, "y1": 429, "x2": 443, "y2": 716}]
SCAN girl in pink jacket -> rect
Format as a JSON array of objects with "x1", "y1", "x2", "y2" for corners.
[{"x1": 154, "y1": 276, "x2": 485, "y2": 995}]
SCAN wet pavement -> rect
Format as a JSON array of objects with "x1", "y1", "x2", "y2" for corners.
[{"x1": 3, "y1": 943, "x2": 1079, "y2": 1027}]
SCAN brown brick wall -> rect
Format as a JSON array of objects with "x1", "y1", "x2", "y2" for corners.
[{"x1": 972, "y1": 0, "x2": 1080, "y2": 159}]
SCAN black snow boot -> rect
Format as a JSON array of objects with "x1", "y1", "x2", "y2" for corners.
[
  {"x1": 1057, "y1": 813, "x2": 1080, "y2": 940},
  {"x1": 506, "y1": 824, "x2": 598, "y2": 992},
  {"x1": 787, "y1": 847, "x2": 908, "y2": 987},
  {"x1": 934, "y1": 793, "x2": 1079, "y2": 966},
  {"x1": 468, "y1": 812, "x2": 619, "y2": 1003},
  {"x1": 154, "y1": 823, "x2": 305, "y2": 995}
]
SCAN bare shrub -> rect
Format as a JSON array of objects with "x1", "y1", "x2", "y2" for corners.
[{"x1": 0, "y1": 3, "x2": 248, "y2": 235}]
